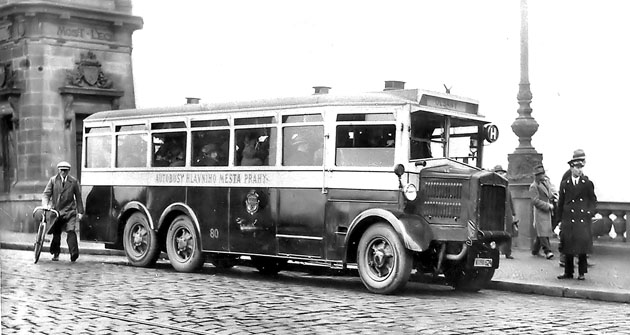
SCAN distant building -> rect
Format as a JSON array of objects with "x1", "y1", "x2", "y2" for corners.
[{"x1": 0, "y1": 0, "x2": 142, "y2": 231}]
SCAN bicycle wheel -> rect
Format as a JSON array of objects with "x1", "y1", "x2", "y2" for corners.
[{"x1": 33, "y1": 220, "x2": 45, "y2": 264}]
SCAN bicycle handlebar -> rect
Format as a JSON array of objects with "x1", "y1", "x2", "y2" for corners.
[{"x1": 32, "y1": 206, "x2": 59, "y2": 218}]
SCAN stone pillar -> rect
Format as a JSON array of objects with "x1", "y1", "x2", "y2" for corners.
[
  {"x1": 0, "y1": 0, "x2": 142, "y2": 232},
  {"x1": 508, "y1": 0, "x2": 542, "y2": 249}
]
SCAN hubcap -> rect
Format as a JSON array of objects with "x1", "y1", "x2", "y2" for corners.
[
  {"x1": 367, "y1": 238, "x2": 395, "y2": 279},
  {"x1": 131, "y1": 224, "x2": 148, "y2": 255},
  {"x1": 174, "y1": 228, "x2": 193, "y2": 260}
]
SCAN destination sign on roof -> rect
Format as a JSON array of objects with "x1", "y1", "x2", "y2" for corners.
[{"x1": 419, "y1": 94, "x2": 478, "y2": 115}]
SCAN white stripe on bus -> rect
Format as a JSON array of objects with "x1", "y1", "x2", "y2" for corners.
[{"x1": 81, "y1": 170, "x2": 400, "y2": 191}]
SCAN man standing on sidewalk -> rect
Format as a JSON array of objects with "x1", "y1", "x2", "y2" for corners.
[
  {"x1": 493, "y1": 165, "x2": 517, "y2": 259},
  {"x1": 557, "y1": 149, "x2": 597, "y2": 280},
  {"x1": 42, "y1": 161, "x2": 84, "y2": 262},
  {"x1": 529, "y1": 164, "x2": 555, "y2": 260}
]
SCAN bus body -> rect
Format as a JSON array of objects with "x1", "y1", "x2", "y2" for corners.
[{"x1": 80, "y1": 84, "x2": 509, "y2": 294}]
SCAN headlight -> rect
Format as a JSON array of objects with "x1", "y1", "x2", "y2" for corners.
[
  {"x1": 403, "y1": 184, "x2": 417, "y2": 201},
  {"x1": 489, "y1": 241, "x2": 497, "y2": 249}
]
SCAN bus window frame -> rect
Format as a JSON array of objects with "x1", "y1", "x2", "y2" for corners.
[
  {"x1": 190, "y1": 121, "x2": 231, "y2": 168},
  {"x1": 111, "y1": 121, "x2": 150, "y2": 169},
  {"x1": 332, "y1": 110, "x2": 398, "y2": 170},
  {"x1": 149, "y1": 118, "x2": 189, "y2": 168},
  {"x1": 83, "y1": 123, "x2": 114, "y2": 169},
  {"x1": 280, "y1": 111, "x2": 324, "y2": 168},
  {"x1": 233, "y1": 112, "x2": 279, "y2": 168}
]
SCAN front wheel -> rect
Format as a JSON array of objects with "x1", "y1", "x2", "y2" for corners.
[
  {"x1": 33, "y1": 221, "x2": 45, "y2": 264},
  {"x1": 123, "y1": 212, "x2": 160, "y2": 267},
  {"x1": 357, "y1": 223, "x2": 413, "y2": 294},
  {"x1": 166, "y1": 215, "x2": 204, "y2": 272}
]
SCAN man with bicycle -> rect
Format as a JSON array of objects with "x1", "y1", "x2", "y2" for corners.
[{"x1": 42, "y1": 161, "x2": 84, "y2": 262}]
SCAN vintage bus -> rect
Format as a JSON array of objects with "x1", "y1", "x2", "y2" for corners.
[{"x1": 80, "y1": 82, "x2": 509, "y2": 294}]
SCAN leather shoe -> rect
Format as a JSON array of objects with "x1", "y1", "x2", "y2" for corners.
[
  {"x1": 557, "y1": 274, "x2": 573, "y2": 280},
  {"x1": 505, "y1": 255, "x2": 514, "y2": 259},
  {"x1": 52, "y1": 254, "x2": 59, "y2": 261},
  {"x1": 545, "y1": 252, "x2": 554, "y2": 260},
  {"x1": 70, "y1": 254, "x2": 78, "y2": 263},
  {"x1": 577, "y1": 275, "x2": 585, "y2": 280}
]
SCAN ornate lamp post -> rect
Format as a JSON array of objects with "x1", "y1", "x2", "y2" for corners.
[{"x1": 508, "y1": 0, "x2": 543, "y2": 248}]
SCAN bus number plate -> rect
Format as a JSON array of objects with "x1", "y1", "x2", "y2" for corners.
[{"x1": 474, "y1": 258, "x2": 492, "y2": 268}]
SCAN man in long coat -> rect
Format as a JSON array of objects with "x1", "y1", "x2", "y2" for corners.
[
  {"x1": 557, "y1": 149, "x2": 597, "y2": 280},
  {"x1": 529, "y1": 164, "x2": 555, "y2": 259},
  {"x1": 42, "y1": 161, "x2": 84, "y2": 262}
]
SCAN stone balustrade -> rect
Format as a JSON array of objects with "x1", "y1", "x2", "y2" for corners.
[{"x1": 592, "y1": 201, "x2": 630, "y2": 242}]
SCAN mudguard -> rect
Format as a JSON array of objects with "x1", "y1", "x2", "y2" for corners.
[
  {"x1": 347, "y1": 208, "x2": 433, "y2": 252},
  {"x1": 158, "y1": 202, "x2": 202, "y2": 234},
  {"x1": 121, "y1": 201, "x2": 154, "y2": 229}
]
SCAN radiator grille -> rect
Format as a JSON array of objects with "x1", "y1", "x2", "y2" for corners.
[
  {"x1": 422, "y1": 180, "x2": 462, "y2": 218},
  {"x1": 479, "y1": 184, "x2": 506, "y2": 231}
]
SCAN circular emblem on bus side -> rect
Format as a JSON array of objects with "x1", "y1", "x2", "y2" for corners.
[
  {"x1": 245, "y1": 190, "x2": 260, "y2": 215},
  {"x1": 483, "y1": 124, "x2": 499, "y2": 143}
]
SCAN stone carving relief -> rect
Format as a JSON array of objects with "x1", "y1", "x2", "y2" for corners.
[{"x1": 65, "y1": 51, "x2": 114, "y2": 89}]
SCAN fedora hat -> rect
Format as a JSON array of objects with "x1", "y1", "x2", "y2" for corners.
[
  {"x1": 533, "y1": 164, "x2": 545, "y2": 176},
  {"x1": 492, "y1": 165, "x2": 506, "y2": 173},
  {"x1": 568, "y1": 149, "x2": 586, "y2": 165}
]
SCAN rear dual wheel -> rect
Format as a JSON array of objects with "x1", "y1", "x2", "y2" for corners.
[
  {"x1": 357, "y1": 223, "x2": 412, "y2": 294},
  {"x1": 166, "y1": 215, "x2": 204, "y2": 272}
]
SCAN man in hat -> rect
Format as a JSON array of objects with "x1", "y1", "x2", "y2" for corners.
[
  {"x1": 492, "y1": 165, "x2": 517, "y2": 259},
  {"x1": 557, "y1": 149, "x2": 597, "y2": 280},
  {"x1": 529, "y1": 164, "x2": 555, "y2": 260},
  {"x1": 196, "y1": 143, "x2": 222, "y2": 166},
  {"x1": 42, "y1": 161, "x2": 84, "y2": 262}
]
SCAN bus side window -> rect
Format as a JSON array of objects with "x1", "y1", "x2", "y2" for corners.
[
  {"x1": 192, "y1": 130, "x2": 229, "y2": 166},
  {"x1": 283, "y1": 126, "x2": 324, "y2": 166},
  {"x1": 117, "y1": 134, "x2": 148, "y2": 168},
  {"x1": 152, "y1": 132, "x2": 187, "y2": 167},
  {"x1": 335, "y1": 125, "x2": 395, "y2": 167},
  {"x1": 235, "y1": 128, "x2": 276, "y2": 166}
]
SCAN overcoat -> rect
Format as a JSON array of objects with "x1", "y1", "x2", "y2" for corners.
[
  {"x1": 42, "y1": 174, "x2": 84, "y2": 232},
  {"x1": 557, "y1": 175, "x2": 597, "y2": 254},
  {"x1": 529, "y1": 178, "x2": 554, "y2": 237}
]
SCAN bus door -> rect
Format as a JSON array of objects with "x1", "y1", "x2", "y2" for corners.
[
  {"x1": 229, "y1": 126, "x2": 278, "y2": 254},
  {"x1": 324, "y1": 115, "x2": 399, "y2": 260},
  {"x1": 276, "y1": 122, "x2": 327, "y2": 258}
]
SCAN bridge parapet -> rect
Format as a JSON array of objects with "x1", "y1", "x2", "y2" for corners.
[{"x1": 593, "y1": 201, "x2": 630, "y2": 243}]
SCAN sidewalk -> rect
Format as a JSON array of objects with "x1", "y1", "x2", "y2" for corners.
[
  {"x1": 1, "y1": 231, "x2": 629, "y2": 303},
  {"x1": 491, "y1": 240, "x2": 630, "y2": 303}
]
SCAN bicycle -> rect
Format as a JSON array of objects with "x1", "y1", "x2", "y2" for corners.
[{"x1": 32, "y1": 206, "x2": 59, "y2": 264}]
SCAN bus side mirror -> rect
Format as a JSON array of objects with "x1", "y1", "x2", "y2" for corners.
[{"x1": 394, "y1": 164, "x2": 405, "y2": 177}]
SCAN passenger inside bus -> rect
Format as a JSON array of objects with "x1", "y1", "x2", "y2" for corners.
[
  {"x1": 195, "y1": 143, "x2": 223, "y2": 166},
  {"x1": 153, "y1": 137, "x2": 186, "y2": 167},
  {"x1": 240, "y1": 133, "x2": 263, "y2": 166},
  {"x1": 287, "y1": 133, "x2": 313, "y2": 166}
]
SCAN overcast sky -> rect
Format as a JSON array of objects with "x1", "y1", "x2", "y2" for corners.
[{"x1": 130, "y1": 0, "x2": 630, "y2": 201}]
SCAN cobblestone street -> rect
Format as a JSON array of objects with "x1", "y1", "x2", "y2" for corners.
[{"x1": 2, "y1": 249, "x2": 629, "y2": 334}]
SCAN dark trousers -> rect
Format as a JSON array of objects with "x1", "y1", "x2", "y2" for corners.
[
  {"x1": 50, "y1": 221, "x2": 79, "y2": 258},
  {"x1": 564, "y1": 254, "x2": 588, "y2": 276},
  {"x1": 500, "y1": 238, "x2": 512, "y2": 257},
  {"x1": 531, "y1": 236, "x2": 552, "y2": 254}
]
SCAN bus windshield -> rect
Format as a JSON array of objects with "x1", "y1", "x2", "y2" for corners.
[{"x1": 410, "y1": 111, "x2": 483, "y2": 165}]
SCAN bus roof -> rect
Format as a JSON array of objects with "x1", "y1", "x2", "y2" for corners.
[{"x1": 85, "y1": 90, "x2": 486, "y2": 123}]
